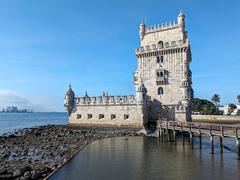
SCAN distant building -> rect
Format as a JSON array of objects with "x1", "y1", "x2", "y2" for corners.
[
  {"x1": 1, "y1": 106, "x2": 33, "y2": 113},
  {"x1": 64, "y1": 11, "x2": 193, "y2": 128},
  {"x1": 218, "y1": 105, "x2": 240, "y2": 115}
]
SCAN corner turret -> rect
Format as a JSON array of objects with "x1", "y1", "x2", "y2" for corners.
[
  {"x1": 136, "y1": 79, "x2": 147, "y2": 105},
  {"x1": 139, "y1": 20, "x2": 145, "y2": 40},
  {"x1": 177, "y1": 10, "x2": 185, "y2": 26},
  {"x1": 64, "y1": 84, "x2": 75, "y2": 115}
]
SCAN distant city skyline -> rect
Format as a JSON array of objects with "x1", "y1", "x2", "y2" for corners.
[{"x1": 0, "y1": 0, "x2": 239, "y2": 112}]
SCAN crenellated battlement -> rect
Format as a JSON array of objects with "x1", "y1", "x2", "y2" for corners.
[
  {"x1": 145, "y1": 21, "x2": 179, "y2": 34},
  {"x1": 75, "y1": 95, "x2": 137, "y2": 106},
  {"x1": 135, "y1": 39, "x2": 189, "y2": 55}
]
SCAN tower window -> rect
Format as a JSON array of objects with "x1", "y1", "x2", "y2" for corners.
[
  {"x1": 157, "y1": 56, "x2": 164, "y2": 64},
  {"x1": 124, "y1": 114, "x2": 129, "y2": 120},
  {"x1": 158, "y1": 87, "x2": 164, "y2": 95},
  {"x1": 158, "y1": 41, "x2": 163, "y2": 48},
  {"x1": 160, "y1": 56, "x2": 164, "y2": 63},
  {"x1": 160, "y1": 72, "x2": 164, "y2": 77},
  {"x1": 111, "y1": 114, "x2": 116, "y2": 119},
  {"x1": 99, "y1": 114, "x2": 104, "y2": 119},
  {"x1": 87, "y1": 114, "x2": 92, "y2": 119},
  {"x1": 157, "y1": 56, "x2": 160, "y2": 63},
  {"x1": 77, "y1": 114, "x2": 82, "y2": 119}
]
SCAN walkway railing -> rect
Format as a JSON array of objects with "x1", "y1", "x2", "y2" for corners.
[{"x1": 156, "y1": 120, "x2": 240, "y2": 158}]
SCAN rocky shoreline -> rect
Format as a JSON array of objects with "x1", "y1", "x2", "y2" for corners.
[{"x1": 0, "y1": 125, "x2": 139, "y2": 180}]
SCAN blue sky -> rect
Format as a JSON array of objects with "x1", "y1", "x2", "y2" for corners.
[{"x1": 0, "y1": 0, "x2": 239, "y2": 111}]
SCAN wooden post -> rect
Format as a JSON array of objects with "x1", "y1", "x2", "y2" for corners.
[
  {"x1": 220, "y1": 126, "x2": 223, "y2": 153},
  {"x1": 210, "y1": 135, "x2": 214, "y2": 154},
  {"x1": 209, "y1": 125, "x2": 214, "y2": 154},
  {"x1": 236, "y1": 127, "x2": 240, "y2": 159},
  {"x1": 189, "y1": 123, "x2": 193, "y2": 147},
  {"x1": 236, "y1": 138, "x2": 240, "y2": 160},
  {"x1": 159, "y1": 123, "x2": 162, "y2": 137},
  {"x1": 181, "y1": 123, "x2": 185, "y2": 145},
  {"x1": 173, "y1": 122, "x2": 176, "y2": 145},
  {"x1": 209, "y1": 124, "x2": 214, "y2": 154},
  {"x1": 199, "y1": 124, "x2": 202, "y2": 149},
  {"x1": 220, "y1": 136, "x2": 223, "y2": 153},
  {"x1": 157, "y1": 121, "x2": 161, "y2": 138},
  {"x1": 166, "y1": 121, "x2": 170, "y2": 141}
]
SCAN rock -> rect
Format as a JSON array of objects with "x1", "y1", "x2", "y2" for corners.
[
  {"x1": 34, "y1": 129, "x2": 41, "y2": 136},
  {"x1": 0, "y1": 174, "x2": 13, "y2": 179},
  {"x1": 20, "y1": 166, "x2": 31, "y2": 174},
  {"x1": 31, "y1": 170, "x2": 41, "y2": 179},
  {"x1": 0, "y1": 168, "x2": 8, "y2": 175},
  {"x1": 13, "y1": 169, "x2": 22, "y2": 177},
  {"x1": 23, "y1": 171, "x2": 31, "y2": 177}
]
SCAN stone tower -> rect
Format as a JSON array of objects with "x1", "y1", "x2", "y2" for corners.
[
  {"x1": 134, "y1": 11, "x2": 193, "y2": 122},
  {"x1": 64, "y1": 84, "x2": 75, "y2": 115}
]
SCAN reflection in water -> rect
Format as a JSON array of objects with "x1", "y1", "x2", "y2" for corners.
[{"x1": 50, "y1": 136, "x2": 240, "y2": 180}]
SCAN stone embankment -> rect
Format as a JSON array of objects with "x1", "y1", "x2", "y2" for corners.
[{"x1": 0, "y1": 125, "x2": 139, "y2": 180}]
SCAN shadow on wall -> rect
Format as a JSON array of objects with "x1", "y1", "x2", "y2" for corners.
[{"x1": 148, "y1": 99, "x2": 175, "y2": 122}]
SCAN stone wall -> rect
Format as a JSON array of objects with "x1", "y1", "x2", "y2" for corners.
[
  {"x1": 192, "y1": 115, "x2": 240, "y2": 122},
  {"x1": 69, "y1": 104, "x2": 147, "y2": 128}
]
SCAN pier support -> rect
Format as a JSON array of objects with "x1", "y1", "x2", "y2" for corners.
[
  {"x1": 173, "y1": 130, "x2": 176, "y2": 145},
  {"x1": 189, "y1": 133, "x2": 193, "y2": 148},
  {"x1": 182, "y1": 133, "x2": 185, "y2": 145},
  {"x1": 189, "y1": 123, "x2": 193, "y2": 148},
  {"x1": 219, "y1": 136, "x2": 223, "y2": 153},
  {"x1": 173, "y1": 123, "x2": 176, "y2": 145},
  {"x1": 199, "y1": 134, "x2": 202, "y2": 149},
  {"x1": 236, "y1": 138, "x2": 240, "y2": 159},
  {"x1": 198, "y1": 124, "x2": 202, "y2": 149},
  {"x1": 210, "y1": 135, "x2": 214, "y2": 154}
]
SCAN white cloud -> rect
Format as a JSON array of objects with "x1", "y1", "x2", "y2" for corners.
[{"x1": 0, "y1": 89, "x2": 64, "y2": 112}]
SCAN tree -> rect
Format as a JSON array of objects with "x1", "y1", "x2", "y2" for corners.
[
  {"x1": 211, "y1": 94, "x2": 220, "y2": 106},
  {"x1": 237, "y1": 95, "x2": 240, "y2": 104},
  {"x1": 192, "y1": 98, "x2": 218, "y2": 115}
]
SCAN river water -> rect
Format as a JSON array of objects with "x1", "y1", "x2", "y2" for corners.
[
  {"x1": 50, "y1": 136, "x2": 240, "y2": 180},
  {"x1": 0, "y1": 112, "x2": 67, "y2": 134}
]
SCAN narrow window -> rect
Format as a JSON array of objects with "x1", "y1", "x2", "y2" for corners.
[
  {"x1": 99, "y1": 114, "x2": 104, "y2": 119},
  {"x1": 77, "y1": 114, "x2": 82, "y2": 119},
  {"x1": 156, "y1": 56, "x2": 160, "y2": 63},
  {"x1": 158, "y1": 87, "x2": 164, "y2": 95},
  {"x1": 160, "y1": 56, "x2": 164, "y2": 63},
  {"x1": 158, "y1": 41, "x2": 163, "y2": 48},
  {"x1": 87, "y1": 114, "x2": 92, "y2": 119},
  {"x1": 111, "y1": 114, "x2": 116, "y2": 119},
  {"x1": 160, "y1": 72, "x2": 164, "y2": 77},
  {"x1": 124, "y1": 114, "x2": 129, "y2": 120},
  {"x1": 156, "y1": 72, "x2": 160, "y2": 77}
]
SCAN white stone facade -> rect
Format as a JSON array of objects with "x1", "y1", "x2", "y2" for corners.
[{"x1": 64, "y1": 11, "x2": 193, "y2": 128}]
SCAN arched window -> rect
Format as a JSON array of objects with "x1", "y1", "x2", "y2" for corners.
[
  {"x1": 158, "y1": 87, "x2": 164, "y2": 95},
  {"x1": 160, "y1": 72, "x2": 164, "y2": 77},
  {"x1": 156, "y1": 72, "x2": 160, "y2": 77},
  {"x1": 158, "y1": 41, "x2": 163, "y2": 48}
]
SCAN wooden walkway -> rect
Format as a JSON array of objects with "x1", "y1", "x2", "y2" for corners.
[{"x1": 156, "y1": 120, "x2": 240, "y2": 158}]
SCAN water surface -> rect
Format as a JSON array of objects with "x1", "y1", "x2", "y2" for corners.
[
  {"x1": 50, "y1": 136, "x2": 240, "y2": 180},
  {"x1": 0, "y1": 112, "x2": 67, "y2": 134}
]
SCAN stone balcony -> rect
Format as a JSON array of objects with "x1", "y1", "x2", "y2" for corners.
[{"x1": 156, "y1": 77, "x2": 168, "y2": 85}]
